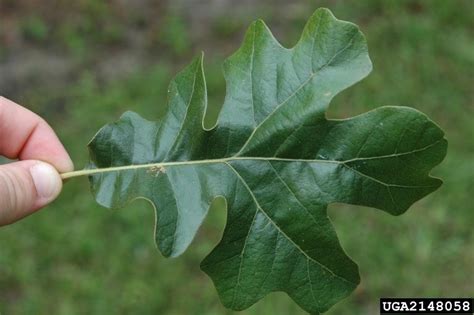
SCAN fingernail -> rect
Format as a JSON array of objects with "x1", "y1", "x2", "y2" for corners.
[{"x1": 30, "y1": 163, "x2": 62, "y2": 199}]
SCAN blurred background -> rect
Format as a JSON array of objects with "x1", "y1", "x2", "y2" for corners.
[{"x1": 0, "y1": 0, "x2": 473, "y2": 314}]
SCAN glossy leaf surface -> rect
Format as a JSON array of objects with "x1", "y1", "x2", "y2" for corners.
[{"x1": 85, "y1": 8, "x2": 447, "y2": 314}]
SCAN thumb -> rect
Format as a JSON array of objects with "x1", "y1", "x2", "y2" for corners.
[{"x1": 0, "y1": 160, "x2": 62, "y2": 226}]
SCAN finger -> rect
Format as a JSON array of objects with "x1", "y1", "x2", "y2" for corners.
[
  {"x1": 0, "y1": 160, "x2": 62, "y2": 226},
  {"x1": 0, "y1": 96, "x2": 74, "y2": 173}
]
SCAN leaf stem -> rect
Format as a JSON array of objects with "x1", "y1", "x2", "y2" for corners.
[{"x1": 61, "y1": 169, "x2": 107, "y2": 179}]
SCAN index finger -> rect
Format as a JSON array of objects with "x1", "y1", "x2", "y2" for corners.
[{"x1": 0, "y1": 96, "x2": 74, "y2": 173}]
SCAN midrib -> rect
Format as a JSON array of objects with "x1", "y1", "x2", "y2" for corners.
[
  {"x1": 60, "y1": 138, "x2": 441, "y2": 181},
  {"x1": 60, "y1": 156, "x2": 336, "y2": 179}
]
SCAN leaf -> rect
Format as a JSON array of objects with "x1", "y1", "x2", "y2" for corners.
[{"x1": 78, "y1": 8, "x2": 447, "y2": 314}]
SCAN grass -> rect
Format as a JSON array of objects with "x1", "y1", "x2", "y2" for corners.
[{"x1": 1, "y1": 1, "x2": 473, "y2": 314}]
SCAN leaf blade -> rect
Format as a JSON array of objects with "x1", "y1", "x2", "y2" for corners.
[{"x1": 83, "y1": 7, "x2": 447, "y2": 314}]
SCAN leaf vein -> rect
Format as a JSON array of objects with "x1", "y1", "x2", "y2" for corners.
[{"x1": 224, "y1": 162, "x2": 356, "y2": 286}]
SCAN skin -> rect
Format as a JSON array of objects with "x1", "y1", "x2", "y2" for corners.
[{"x1": 0, "y1": 96, "x2": 73, "y2": 226}]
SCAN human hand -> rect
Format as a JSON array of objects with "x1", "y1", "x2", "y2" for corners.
[{"x1": 0, "y1": 96, "x2": 73, "y2": 226}]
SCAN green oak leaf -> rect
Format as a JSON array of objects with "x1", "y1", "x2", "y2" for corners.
[{"x1": 78, "y1": 8, "x2": 447, "y2": 314}]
